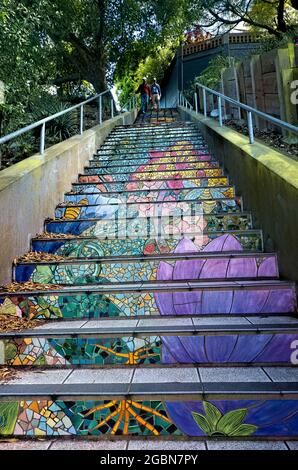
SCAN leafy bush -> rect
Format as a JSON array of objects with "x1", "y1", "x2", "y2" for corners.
[
  {"x1": 31, "y1": 97, "x2": 78, "y2": 141},
  {"x1": 116, "y1": 40, "x2": 179, "y2": 108},
  {"x1": 258, "y1": 29, "x2": 298, "y2": 53},
  {"x1": 184, "y1": 55, "x2": 235, "y2": 103},
  {"x1": 195, "y1": 55, "x2": 236, "y2": 88}
]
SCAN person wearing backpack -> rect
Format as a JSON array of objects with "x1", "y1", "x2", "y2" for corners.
[
  {"x1": 136, "y1": 77, "x2": 151, "y2": 114},
  {"x1": 151, "y1": 78, "x2": 161, "y2": 112}
]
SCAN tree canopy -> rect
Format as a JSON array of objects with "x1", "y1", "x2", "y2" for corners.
[
  {"x1": 0, "y1": 0, "x2": 297, "y2": 129},
  {"x1": 192, "y1": 1, "x2": 298, "y2": 37}
]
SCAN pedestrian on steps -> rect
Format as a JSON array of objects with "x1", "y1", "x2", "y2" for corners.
[
  {"x1": 136, "y1": 77, "x2": 151, "y2": 114},
  {"x1": 151, "y1": 78, "x2": 161, "y2": 112}
]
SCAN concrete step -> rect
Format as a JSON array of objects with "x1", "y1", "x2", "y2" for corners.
[
  {"x1": 87, "y1": 160, "x2": 220, "y2": 171},
  {"x1": 14, "y1": 250, "x2": 277, "y2": 284},
  {"x1": 96, "y1": 146, "x2": 210, "y2": 157},
  {"x1": 53, "y1": 205, "x2": 250, "y2": 224},
  {"x1": 90, "y1": 151, "x2": 214, "y2": 167},
  {"x1": 64, "y1": 186, "x2": 238, "y2": 205},
  {"x1": 57, "y1": 198, "x2": 243, "y2": 220},
  {"x1": 17, "y1": 250, "x2": 275, "y2": 265},
  {"x1": 0, "y1": 279, "x2": 296, "y2": 320},
  {"x1": 105, "y1": 133, "x2": 202, "y2": 144},
  {"x1": 31, "y1": 232, "x2": 264, "y2": 257},
  {"x1": 112, "y1": 125, "x2": 196, "y2": 134},
  {"x1": 45, "y1": 213, "x2": 252, "y2": 237},
  {"x1": 71, "y1": 177, "x2": 230, "y2": 194},
  {"x1": 82, "y1": 167, "x2": 224, "y2": 180},
  {"x1": 2, "y1": 315, "x2": 298, "y2": 367},
  {"x1": 99, "y1": 139, "x2": 205, "y2": 151},
  {"x1": 77, "y1": 172, "x2": 226, "y2": 185},
  {"x1": 55, "y1": 197, "x2": 242, "y2": 220},
  {"x1": 103, "y1": 131, "x2": 203, "y2": 140},
  {"x1": 113, "y1": 121, "x2": 196, "y2": 128},
  {"x1": 0, "y1": 439, "x2": 293, "y2": 450},
  {"x1": 1, "y1": 366, "x2": 298, "y2": 437}
]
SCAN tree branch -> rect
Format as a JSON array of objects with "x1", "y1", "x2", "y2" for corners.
[
  {"x1": 68, "y1": 32, "x2": 93, "y2": 59},
  {"x1": 207, "y1": 3, "x2": 283, "y2": 37},
  {"x1": 53, "y1": 74, "x2": 82, "y2": 85}
]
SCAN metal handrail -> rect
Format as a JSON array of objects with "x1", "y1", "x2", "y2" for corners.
[
  {"x1": 123, "y1": 94, "x2": 139, "y2": 112},
  {"x1": 0, "y1": 89, "x2": 119, "y2": 155},
  {"x1": 179, "y1": 84, "x2": 298, "y2": 144},
  {"x1": 178, "y1": 91, "x2": 193, "y2": 111}
]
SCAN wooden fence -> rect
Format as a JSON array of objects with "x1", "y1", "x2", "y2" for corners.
[{"x1": 197, "y1": 43, "x2": 298, "y2": 137}]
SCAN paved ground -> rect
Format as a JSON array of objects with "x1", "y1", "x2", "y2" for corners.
[{"x1": 0, "y1": 439, "x2": 296, "y2": 450}]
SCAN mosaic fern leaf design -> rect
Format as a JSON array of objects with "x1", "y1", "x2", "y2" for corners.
[
  {"x1": 0, "y1": 402, "x2": 20, "y2": 435},
  {"x1": 192, "y1": 401, "x2": 257, "y2": 437}
]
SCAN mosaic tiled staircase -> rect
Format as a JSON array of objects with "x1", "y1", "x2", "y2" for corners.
[{"x1": 0, "y1": 108, "x2": 298, "y2": 440}]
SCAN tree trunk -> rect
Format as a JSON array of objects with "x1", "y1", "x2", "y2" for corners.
[
  {"x1": 277, "y1": 0, "x2": 287, "y2": 33},
  {"x1": 85, "y1": 52, "x2": 107, "y2": 92}
]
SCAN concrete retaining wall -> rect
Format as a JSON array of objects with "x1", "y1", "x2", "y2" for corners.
[
  {"x1": 180, "y1": 107, "x2": 298, "y2": 283},
  {"x1": 0, "y1": 110, "x2": 137, "y2": 284}
]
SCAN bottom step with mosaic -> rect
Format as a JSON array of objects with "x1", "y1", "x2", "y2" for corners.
[{"x1": 1, "y1": 367, "x2": 298, "y2": 437}]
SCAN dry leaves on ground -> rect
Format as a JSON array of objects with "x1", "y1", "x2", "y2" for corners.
[
  {"x1": 57, "y1": 201, "x2": 85, "y2": 207},
  {"x1": 0, "y1": 367, "x2": 18, "y2": 382},
  {"x1": 225, "y1": 120, "x2": 298, "y2": 161},
  {"x1": 17, "y1": 252, "x2": 66, "y2": 263},
  {"x1": 34, "y1": 231, "x2": 77, "y2": 239},
  {"x1": 0, "y1": 282, "x2": 62, "y2": 293},
  {"x1": 0, "y1": 314, "x2": 44, "y2": 332}
]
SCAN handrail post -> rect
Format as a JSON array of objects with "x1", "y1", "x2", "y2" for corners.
[
  {"x1": 203, "y1": 88, "x2": 207, "y2": 117},
  {"x1": 40, "y1": 122, "x2": 46, "y2": 155},
  {"x1": 218, "y1": 96, "x2": 223, "y2": 126},
  {"x1": 247, "y1": 111, "x2": 254, "y2": 144},
  {"x1": 80, "y1": 104, "x2": 84, "y2": 134},
  {"x1": 194, "y1": 93, "x2": 198, "y2": 113},
  {"x1": 111, "y1": 98, "x2": 114, "y2": 119},
  {"x1": 98, "y1": 95, "x2": 102, "y2": 124}
]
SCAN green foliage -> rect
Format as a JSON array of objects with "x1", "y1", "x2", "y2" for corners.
[
  {"x1": 258, "y1": 29, "x2": 298, "y2": 53},
  {"x1": 116, "y1": 40, "x2": 179, "y2": 107},
  {"x1": 196, "y1": 55, "x2": 235, "y2": 88},
  {"x1": 31, "y1": 97, "x2": 78, "y2": 141},
  {"x1": 249, "y1": 0, "x2": 298, "y2": 33},
  {"x1": 0, "y1": 402, "x2": 19, "y2": 435},
  {"x1": 183, "y1": 55, "x2": 235, "y2": 103},
  {"x1": 192, "y1": 401, "x2": 258, "y2": 437},
  {"x1": 192, "y1": 0, "x2": 298, "y2": 37},
  {"x1": 0, "y1": 0, "x2": 200, "y2": 155}
]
